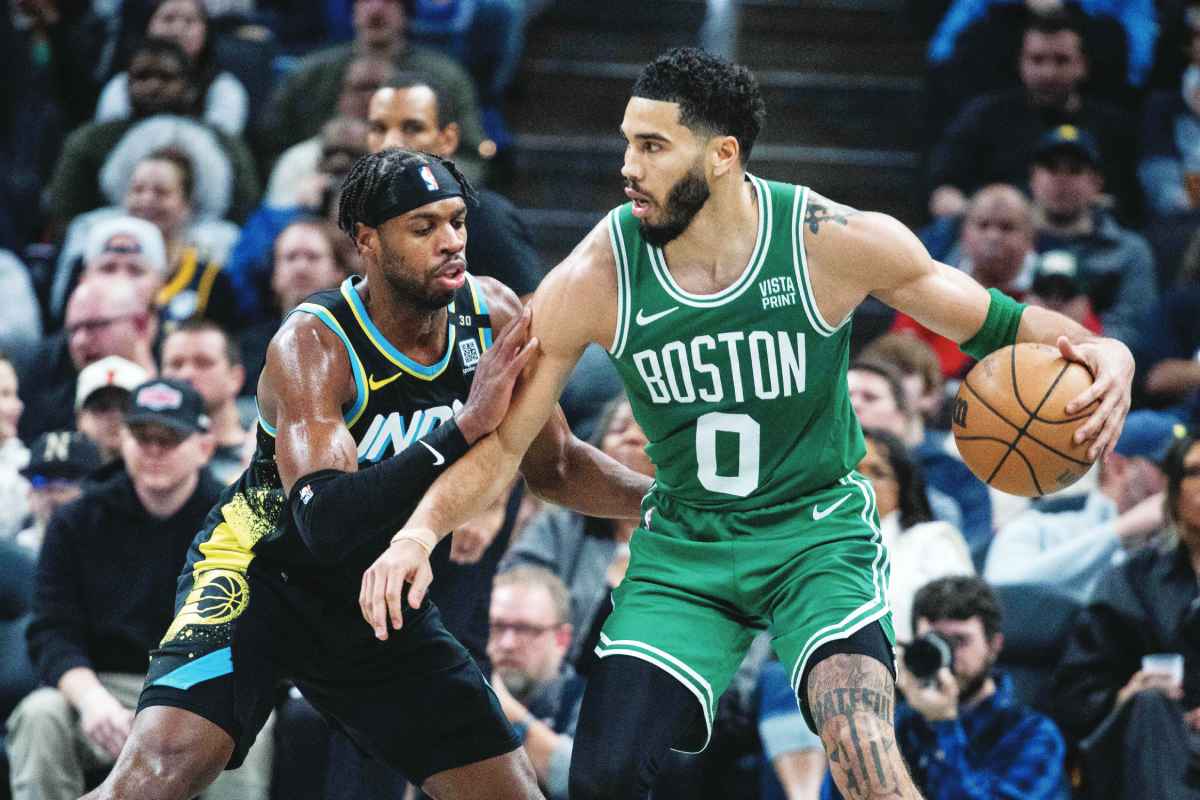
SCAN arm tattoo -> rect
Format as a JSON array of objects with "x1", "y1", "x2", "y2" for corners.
[
  {"x1": 805, "y1": 199, "x2": 861, "y2": 234},
  {"x1": 807, "y1": 654, "x2": 917, "y2": 800}
]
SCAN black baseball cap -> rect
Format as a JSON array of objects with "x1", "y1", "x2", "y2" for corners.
[
  {"x1": 1033, "y1": 125, "x2": 1100, "y2": 167},
  {"x1": 20, "y1": 431, "x2": 102, "y2": 481},
  {"x1": 1031, "y1": 250, "x2": 1085, "y2": 300},
  {"x1": 125, "y1": 378, "x2": 211, "y2": 435}
]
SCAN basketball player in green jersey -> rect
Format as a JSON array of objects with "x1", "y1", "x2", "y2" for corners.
[{"x1": 366, "y1": 49, "x2": 1135, "y2": 799}]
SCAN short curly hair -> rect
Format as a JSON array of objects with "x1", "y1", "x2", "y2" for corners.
[
  {"x1": 632, "y1": 47, "x2": 766, "y2": 166},
  {"x1": 912, "y1": 576, "x2": 1003, "y2": 640}
]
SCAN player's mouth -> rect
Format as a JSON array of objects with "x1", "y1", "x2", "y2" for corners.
[
  {"x1": 625, "y1": 187, "x2": 654, "y2": 218},
  {"x1": 434, "y1": 259, "x2": 467, "y2": 291}
]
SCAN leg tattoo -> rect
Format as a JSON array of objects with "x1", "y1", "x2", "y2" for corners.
[{"x1": 807, "y1": 654, "x2": 923, "y2": 800}]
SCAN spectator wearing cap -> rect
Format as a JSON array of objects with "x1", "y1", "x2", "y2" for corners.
[
  {"x1": 77, "y1": 215, "x2": 170, "y2": 311},
  {"x1": 1049, "y1": 431, "x2": 1200, "y2": 799},
  {"x1": 1031, "y1": 124, "x2": 1158, "y2": 345},
  {"x1": 985, "y1": 410, "x2": 1182, "y2": 604},
  {"x1": 160, "y1": 320, "x2": 249, "y2": 483},
  {"x1": 4, "y1": 378, "x2": 273, "y2": 800},
  {"x1": 52, "y1": 147, "x2": 243, "y2": 329},
  {"x1": 12, "y1": 433, "x2": 101, "y2": 554},
  {"x1": 927, "y1": 11, "x2": 1138, "y2": 221},
  {"x1": 0, "y1": 353, "x2": 29, "y2": 541},
  {"x1": 18, "y1": 278, "x2": 157, "y2": 442},
  {"x1": 75, "y1": 356, "x2": 152, "y2": 464},
  {"x1": 1024, "y1": 249, "x2": 1103, "y2": 332}
]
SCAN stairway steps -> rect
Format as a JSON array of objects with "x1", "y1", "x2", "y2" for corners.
[{"x1": 510, "y1": 60, "x2": 923, "y2": 151}]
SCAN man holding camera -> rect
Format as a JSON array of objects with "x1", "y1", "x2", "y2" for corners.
[{"x1": 824, "y1": 576, "x2": 1067, "y2": 799}]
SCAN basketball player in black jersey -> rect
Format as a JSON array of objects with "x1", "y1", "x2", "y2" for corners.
[{"x1": 82, "y1": 149, "x2": 654, "y2": 800}]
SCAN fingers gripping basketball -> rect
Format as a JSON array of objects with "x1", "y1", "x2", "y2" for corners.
[{"x1": 952, "y1": 343, "x2": 1098, "y2": 497}]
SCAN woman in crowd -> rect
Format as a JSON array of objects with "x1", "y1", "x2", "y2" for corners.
[
  {"x1": 95, "y1": 0, "x2": 249, "y2": 135},
  {"x1": 859, "y1": 427, "x2": 975, "y2": 642},
  {"x1": 55, "y1": 147, "x2": 241, "y2": 331}
]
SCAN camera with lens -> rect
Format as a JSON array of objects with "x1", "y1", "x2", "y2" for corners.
[{"x1": 903, "y1": 632, "x2": 954, "y2": 682}]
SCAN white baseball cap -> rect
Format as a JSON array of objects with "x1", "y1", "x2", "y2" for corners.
[
  {"x1": 75, "y1": 356, "x2": 151, "y2": 411},
  {"x1": 83, "y1": 216, "x2": 168, "y2": 278}
]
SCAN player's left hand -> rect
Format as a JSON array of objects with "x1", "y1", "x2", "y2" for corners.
[
  {"x1": 1058, "y1": 335, "x2": 1134, "y2": 462},
  {"x1": 359, "y1": 534, "x2": 435, "y2": 640}
]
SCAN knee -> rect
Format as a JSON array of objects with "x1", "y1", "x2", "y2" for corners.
[{"x1": 7, "y1": 687, "x2": 73, "y2": 736}]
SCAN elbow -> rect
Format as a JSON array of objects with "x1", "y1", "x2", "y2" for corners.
[{"x1": 525, "y1": 456, "x2": 571, "y2": 504}]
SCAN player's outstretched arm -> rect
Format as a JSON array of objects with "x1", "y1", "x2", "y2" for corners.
[
  {"x1": 471, "y1": 277, "x2": 652, "y2": 520},
  {"x1": 361, "y1": 225, "x2": 618, "y2": 638},
  {"x1": 262, "y1": 307, "x2": 535, "y2": 567},
  {"x1": 803, "y1": 193, "x2": 1133, "y2": 461}
]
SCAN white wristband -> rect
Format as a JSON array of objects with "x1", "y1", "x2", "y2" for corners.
[{"x1": 391, "y1": 528, "x2": 438, "y2": 558}]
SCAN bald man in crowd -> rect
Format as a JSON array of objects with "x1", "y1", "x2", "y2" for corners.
[
  {"x1": 893, "y1": 184, "x2": 1037, "y2": 378},
  {"x1": 18, "y1": 279, "x2": 157, "y2": 441}
]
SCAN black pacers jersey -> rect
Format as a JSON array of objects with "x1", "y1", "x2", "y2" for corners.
[{"x1": 210, "y1": 273, "x2": 493, "y2": 580}]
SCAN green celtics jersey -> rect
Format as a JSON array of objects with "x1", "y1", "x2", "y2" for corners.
[{"x1": 606, "y1": 176, "x2": 865, "y2": 510}]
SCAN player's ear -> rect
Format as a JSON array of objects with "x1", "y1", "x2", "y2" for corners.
[
  {"x1": 710, "y1": 134, "x2": 740, "y2": 177},
  {"x1": 354, "y1": 223, "x2": 378, "y2": 257}
]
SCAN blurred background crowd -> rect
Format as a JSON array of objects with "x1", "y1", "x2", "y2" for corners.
[{"x1": 1, "y1": 0, "x2": 1200, "y2": 798}]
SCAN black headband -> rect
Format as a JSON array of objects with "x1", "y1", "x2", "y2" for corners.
[{"x1": 363, "y1": 159, "x2": 466, "y2": 228}]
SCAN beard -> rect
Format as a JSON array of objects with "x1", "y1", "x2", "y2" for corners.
[
  {"x1": 495, "y1": 666, "x2": 538, "y2": 703},
  {"x1": 636, "y1": 164, "x2": 711, "y2": 247},
  {"x1": 378, "y1": 240, "x2": 456, "y2": 311},
  {"x1": 957, "y1": 659, "x2": 994, "y2": 703}
]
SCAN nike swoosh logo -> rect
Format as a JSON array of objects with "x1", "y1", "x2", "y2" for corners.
[
  {"x1": 368, "y1": 372, "x2": 403, "y2": 391},
  {"x1": 420, "y1": 440, "x2": 445, "y2": 465},
  {"x1": 812, "y1": 493, "x2": 852, "y2": 521},
  {"x1": 635, "y1": 306, "x2": 680, "y2": 326}
]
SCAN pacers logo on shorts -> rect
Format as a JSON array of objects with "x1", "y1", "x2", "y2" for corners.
[
  {"x1": 160, "y1": 568, "x2": 251, "y2": 645},
  {"x1": 195, "y1": 570, "x2": 250, "y2": 624}
]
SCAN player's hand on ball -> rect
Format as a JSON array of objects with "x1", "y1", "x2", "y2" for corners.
[
  {"x1": 1057, "y1": 335, "x2": 1134, "y2": 461},
  {"x1": 359, "y1": 532, "x2": 435, "y2": 640},
  {"x1": 456, "y1": 305, "x2": 538, "y2": 444}
]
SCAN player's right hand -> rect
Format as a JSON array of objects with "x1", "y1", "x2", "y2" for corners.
[
  {"x1": 359, "y1": 535, "x2": 434, "y2": 640},
  {"x1": 456, "y1": 305, "x2": 538, "y2": 444}
]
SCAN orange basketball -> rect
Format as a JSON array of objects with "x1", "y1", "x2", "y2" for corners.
[{"x1": 951, "y1": 343, "x2": 1098, "y2": 497}]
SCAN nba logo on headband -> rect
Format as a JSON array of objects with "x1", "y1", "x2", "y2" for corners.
[{"x1": 420, "y1": 165, "x2": 439, "y2": 191}]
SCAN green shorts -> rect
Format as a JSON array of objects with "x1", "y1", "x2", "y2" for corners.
[{"x1": 596, "y1": 471, "x2": 894, "y2": 751}]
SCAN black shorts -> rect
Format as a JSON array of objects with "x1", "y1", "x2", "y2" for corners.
[{"x1": 139, "y1": 555, "x2": 519, "y2": 785}]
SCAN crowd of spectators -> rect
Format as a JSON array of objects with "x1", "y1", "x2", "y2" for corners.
[{"x1": 0, "y1": 0, "x2": 1198, "y2": 798}]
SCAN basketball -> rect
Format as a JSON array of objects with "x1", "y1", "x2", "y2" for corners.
[{"x1": 951, "y1": 343, "x2": 1098, "y2": 497}]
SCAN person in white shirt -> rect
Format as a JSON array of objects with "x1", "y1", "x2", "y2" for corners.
[
  {"x1": 984, "y1": 409, "x2": 1180, "y2": 603},
  {"x1": 859, "y1": 427, "x2": 975, "y2": 643}
]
